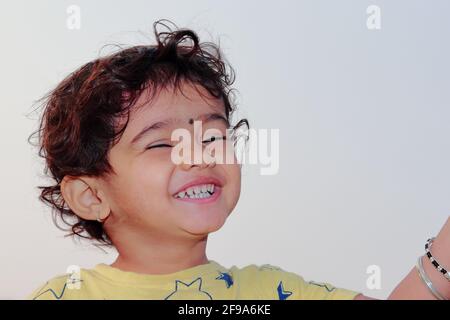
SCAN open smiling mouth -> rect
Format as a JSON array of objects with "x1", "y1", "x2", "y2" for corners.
[
  {"x1": 173, "y1": 184, "x2": 220, "y2": 202},
  {"x1": 175, "y1": 184, "x2": 216, "y2": 199}
]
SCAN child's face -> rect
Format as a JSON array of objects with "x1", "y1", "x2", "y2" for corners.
[{"x1": 98, "y1": 82, "x2": 241, "y2": 240}]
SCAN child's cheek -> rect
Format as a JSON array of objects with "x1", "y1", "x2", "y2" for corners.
[
  {"x1": 130, "y1": 155, "x2": 173, "y2": 196},
  {"x1": 112, "y1": 158, "x2": 173, "y2": 220},
  {"x1": 221, "y1": 162, "x2": 241, "y2": 210}
]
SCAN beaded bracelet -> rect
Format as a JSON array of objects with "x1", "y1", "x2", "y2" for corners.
[{"x1": 425, "y1": 237, "x2": 450, "y2": 282}]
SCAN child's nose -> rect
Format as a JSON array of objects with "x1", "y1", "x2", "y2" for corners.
[{"x1": 178, "y1": 134, "x2": 216, "y2": 170}]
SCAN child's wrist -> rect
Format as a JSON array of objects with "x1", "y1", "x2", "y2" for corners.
[{"x1": 422, "y1": 218, "x2": 450, "y2": 298}]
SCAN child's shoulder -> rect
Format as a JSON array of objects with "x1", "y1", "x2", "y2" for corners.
[
  {"x1": 228, "y1": 262, "x2": 305, "y2": 285},
  {"x1": 26, "y1": 270, "x2": 86, "y2": 300},
  {"x1": 228, "y1": 262, "x2": 296, "y2": 276},
  {"x1": 226, "y1": 262, "x2": 360, "y2": 300},
  {"x1": 27, "y1": 274, "x2": 67, "y2": 300}
]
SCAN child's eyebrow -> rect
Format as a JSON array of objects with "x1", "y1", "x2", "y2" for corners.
[{"x1": 129, "y1": 112, "x2": 229, "y2": 146}]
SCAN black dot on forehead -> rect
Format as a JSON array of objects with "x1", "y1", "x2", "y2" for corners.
[{"x1": 188, "y1": 118, "x2": 194, "y2": 125}]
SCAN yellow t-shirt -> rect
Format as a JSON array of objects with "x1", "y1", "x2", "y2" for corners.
[{"x1": 27, "y1": 260, "x2": 360, "y2": 300}]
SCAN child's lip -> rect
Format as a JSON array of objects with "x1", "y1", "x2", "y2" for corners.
[{"x1": 172, "y1": 176, "x2": 223, "y2": 196}]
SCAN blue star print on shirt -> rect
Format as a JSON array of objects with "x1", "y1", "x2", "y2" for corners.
[
  {"x1": 215, "y1": 272, "x2": 234, "y2": 288},
  {"x1": 277, "y1": 281, "x2": 292, "y2": 300}
]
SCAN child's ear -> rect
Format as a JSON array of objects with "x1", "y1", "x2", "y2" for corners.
[{"x1": 60, "y1": 176, "x2": 110, "y2": 222}]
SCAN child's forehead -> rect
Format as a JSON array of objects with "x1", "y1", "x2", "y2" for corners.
[
  {"x1": 113, "y1": 84, "x2": 228, "y2": 147},
  {"x1": 137, "y1": 82, "x2": 221, "y2": 109},
  {"x1": 129, "y1": 83, "x2": 226, "y2": 122}
]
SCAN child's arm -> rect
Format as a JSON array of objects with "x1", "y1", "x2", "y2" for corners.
[{"x1": 355, "y1": 217, "x2": 450, "y2": 300}]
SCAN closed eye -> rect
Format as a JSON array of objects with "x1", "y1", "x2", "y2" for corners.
[
  {"x1": 203, "y1": 136, "x2": 226, "y2": 144},
  {"x1": 146, "y1": 136, "x2": 226, "y2": 149},
  {"x1": 146, "y1": 143, "x2": 172, "y2": 150}
]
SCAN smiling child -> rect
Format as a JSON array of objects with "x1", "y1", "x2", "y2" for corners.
[{"x1": 27, "y1": 21, "x2": 450, "y2": 300}]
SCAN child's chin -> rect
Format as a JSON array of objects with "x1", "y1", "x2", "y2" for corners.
[{"x1": 179, "y1": 211, "x2": 228, "y2": 235}]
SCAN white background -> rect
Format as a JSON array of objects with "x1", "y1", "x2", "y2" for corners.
[{"x1": 0, "y1": 0, "x2": 449, "y2": 299}]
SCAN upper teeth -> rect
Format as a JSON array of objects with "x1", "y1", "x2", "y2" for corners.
[{"x1": 176, "y1": 184, "x2": 215, "y2": 199}]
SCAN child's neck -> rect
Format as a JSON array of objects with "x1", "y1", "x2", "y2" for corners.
[{"x1": 109, "y1": 234, "x2": 209, "y2": 275}]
